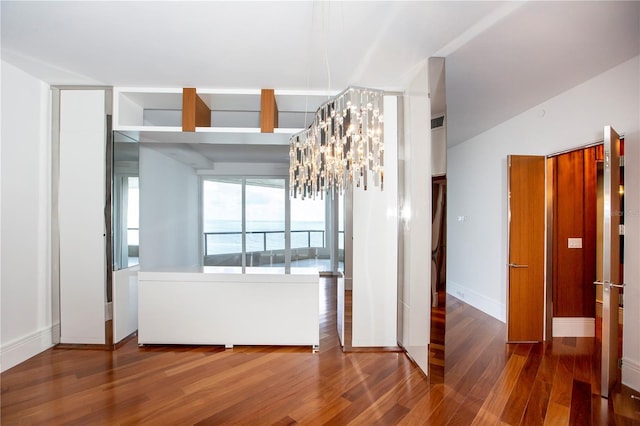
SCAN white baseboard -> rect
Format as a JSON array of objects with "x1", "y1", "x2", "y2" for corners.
[
  {"x1": 0, "y1": 324, "x2": 57, "y2": 373},
  {"x1": 447, "y1": 280, "x2": 506, "y2": 323},
  {"x1": 552, "y1": 317, "x2": 595, "y2": 337},
  {"x1": 622, "y1": 358, "x2": 640, "y2": 392}
]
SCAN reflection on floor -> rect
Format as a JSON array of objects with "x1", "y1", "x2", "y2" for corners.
[
  {"x1": 2, "y1": 279, "x2": 640, "y2": 424},
  {"x1": 429, "y1": 290, "x2": 446, "y2": 384},
  {"x1": 265, "y1": 258, "x2": 344, "y2": 273},
  {"x1": 445, "y1": 294, "x2": 640, "y2": 424}
]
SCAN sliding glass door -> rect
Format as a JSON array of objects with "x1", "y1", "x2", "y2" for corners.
[
  {"x1": 245, "y1": 179, "x2": 286, "y2": 267},
  {"x1": 203, "y1": 178, "x2": 243, "y2": 267},
  {"x1": 291, "y1": 195, "x2": 326, "y2": 270},
  {"x1": 202, "y1": 176, "x2": 336, "y2": 272}
]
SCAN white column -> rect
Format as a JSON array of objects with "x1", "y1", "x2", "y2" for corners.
[
  {"x1": 351, "y1": 95, "x2": 399, "y2": 347},
  {"x1": 58, "y1": 90, "x2": 107, "y2": 344},
  {"x1": 399, "y1": 61, "x2": 431, "y2": 374}
]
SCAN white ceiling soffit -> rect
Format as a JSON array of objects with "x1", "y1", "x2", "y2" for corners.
[
  {"x1": 144, "y1": 142, "x2": 288, "y2": 168},
  {"x1": 143, "y1": 143, "x2": 213, "y2": 170},
  {"x1": 191, "y1": 143, "x2": 289, "y2": 165},
  {"x1": 445, "y1": 1, "x2": 640, "y2": 146}
]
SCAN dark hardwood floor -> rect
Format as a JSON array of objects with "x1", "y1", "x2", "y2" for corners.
[{"x1": 2, "y1": 277, "x2": 639, "y2": 425}]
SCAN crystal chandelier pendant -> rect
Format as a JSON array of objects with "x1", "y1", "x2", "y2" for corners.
[{"x1": 289, "y1": 87, "x2": 384, "y2": 199}]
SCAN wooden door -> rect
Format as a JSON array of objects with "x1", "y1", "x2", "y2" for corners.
[
  {"x1": 508, "y1": 155, "x2": 546, "y2": 342},
  {"x1": 597, "y1": 125, "x2": 623, "y2": 398}
]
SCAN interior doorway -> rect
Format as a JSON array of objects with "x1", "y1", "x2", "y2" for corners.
[
  {"x1": 548, "y1": 147, "x2": 598, "y2": 330},
  {"x1": 547, "y1": 133, "x2": 625, "y2": 397}
]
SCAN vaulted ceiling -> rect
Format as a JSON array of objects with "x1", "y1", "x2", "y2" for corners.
[{"x1": 2, "y1": 1, "x2": 639, "y2": 149}]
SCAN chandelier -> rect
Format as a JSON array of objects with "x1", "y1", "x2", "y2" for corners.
[{"x1": 289, "y1": 87, "x2": 385, "y2": 199}]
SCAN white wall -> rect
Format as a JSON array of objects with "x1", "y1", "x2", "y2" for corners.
[
  {"x1": 351, "y1": 96, "x2": 398, "y2": 347},
  {"x1": 139, "y1": 146, "x2": 199, "y2": 269},
  {"x1": 399, "y1": 61, "x2": 431, "y2": 374},
  {"x1": 447, "y1": 56, "x2": 640, "y2": 389},
  {"x1": 0, "y1": 61, "x2": 53, "y2": 371},
  {"x1": 623, "y1": 62, "x2": 640, "y2": 390}
]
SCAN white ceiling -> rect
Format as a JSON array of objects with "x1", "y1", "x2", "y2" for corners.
[
  {"x1": 446, "y1": 1, "x2": 640, "y2": 145},
  {"x1": 2, "y1": 1, "x2": 639, "y2": 152}
]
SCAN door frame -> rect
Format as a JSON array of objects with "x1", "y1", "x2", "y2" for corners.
[{"x1": 509, "y1": 134, "x2": 625, "y2": 344}]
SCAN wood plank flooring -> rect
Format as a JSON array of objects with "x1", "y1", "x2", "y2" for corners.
[{"x1": 2, "y1": 277, "x2": 640, "y2": 425}]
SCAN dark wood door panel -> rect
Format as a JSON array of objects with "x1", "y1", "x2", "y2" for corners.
[{"x1": 552, "y1": 148, "x2": 597, "y2": 318}]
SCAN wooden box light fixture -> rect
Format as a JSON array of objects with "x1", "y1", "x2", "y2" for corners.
[{"x1": 181, "y1": 87, "x2": 279, "y2": 133}]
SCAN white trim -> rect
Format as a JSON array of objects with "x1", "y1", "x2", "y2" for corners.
[
  {"x1": 115, "y1": 87, "x2": 336, "y2": 97},
  {"x1": 196, "y1": 88, "x2": 261, "y2": 95},
  {"x1": 622, "y1": 358, "x2": 640, "y2": 392},
  {"x1": 115, "y1": 125, "x2": 182, "y2": 132},
  {"x1": 274, "y1": 89, "x2": 337, "y2": 97},
  {"x1": 0, "y1": 324, "x2": 57, "y2": 373},
  {"x1": 274, "y1": 128, "x2": 303, "y2": 134},
  {"x1": 447, "y1": 280, "x2": 506, "y2": 323},
  {"x1": 552, "y1": 317, "x2": 595, "y2": 337},
  {"x1": 114, "y1": 87, "x2": 183, "y2": 94},
  {"x1": 195, "y1": 127, "x2": 260, "y2": 133}
]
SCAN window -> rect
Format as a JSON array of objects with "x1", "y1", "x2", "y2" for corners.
[
  {"x1": 126, "y1": 177, "x2": 139, "y2": 266},
  {"x1": 113, "y1": 175, "x2": 139, "y2": 269},
  {"x1": 202, "y1": 177, "x2": 335, "y2": 272}
]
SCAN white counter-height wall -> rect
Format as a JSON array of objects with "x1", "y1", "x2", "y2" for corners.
[
  {"x1": 0, "y1": 61, "x2": 53, "y2": 371},
  {"x1": 447, "y1": 55, "x2": 640, "y2": 389},
  {"x1": 113, "y1": 266, "x2": 139, "y2": 343},
  {"x1": 139, "y1": 146, "x2": 199, "y2": 269}
]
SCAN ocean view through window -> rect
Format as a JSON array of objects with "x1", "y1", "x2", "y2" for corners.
[{"x1": 202, "y1": 177, "x2": 333, "y2": 271}]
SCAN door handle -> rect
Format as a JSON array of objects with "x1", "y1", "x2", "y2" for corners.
[
  {"x1": 593, "y1": 281, "x2": 625, "y2": 288},
  {"x1": 509, "y1": 263, "x2": 529, "y2": 268}
]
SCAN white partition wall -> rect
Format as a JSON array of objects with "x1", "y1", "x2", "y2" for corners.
[
  {"x1": 58, "y1": 90, "x2": 107, "y2": 344},
  {"x1": 398, "y1": 62, "x2": 431, "y2": 374},
  {"x1": 350, "y1": 95, "x2": 399, "y2": 347},
  {"x1": 139, "y1": 145, "x2": 199, "y2": 269}
]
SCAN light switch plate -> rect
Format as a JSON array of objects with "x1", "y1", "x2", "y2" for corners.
[{"x1": 568, "y1": 238, "x2": 582, "y2": 249}]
